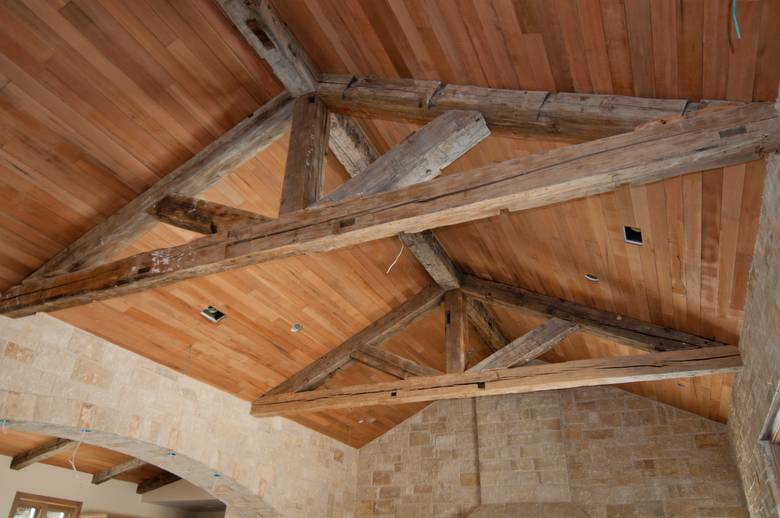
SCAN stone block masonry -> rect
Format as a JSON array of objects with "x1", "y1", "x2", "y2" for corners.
[
  {"x1": 356, "y1": 386, "x2": 747, "y2": 517},
  {"x1": 729, "y1": 152, "x2": 780, "y2": 517},
  {"x1": 0, "y1": 314, "x2": 356, "y2": 517}
]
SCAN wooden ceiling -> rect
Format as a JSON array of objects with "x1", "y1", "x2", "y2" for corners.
[
  {"x1": 0, "y1": 429, "x2": 164, "y2": 484},
  {"x1": 0, "y1": 0, "x2": 778, "y2": 447}
]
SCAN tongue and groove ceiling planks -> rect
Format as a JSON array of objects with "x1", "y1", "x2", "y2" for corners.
[{"x1": 0, "y1": 0, "x2": 778, "y2": 446}]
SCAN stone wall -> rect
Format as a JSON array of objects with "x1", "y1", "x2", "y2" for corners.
[
  {"x1": 355, "y1": 386, "x2": 747, "y2": 517},
  {"x1": 0, "y1": 314, "x2": 356, "y2": 518},
  {"x1": 729, "y1": 153, "x2": 780, "y2": 517}
]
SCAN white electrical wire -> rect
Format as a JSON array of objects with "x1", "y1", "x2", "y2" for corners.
[{"x1": 385, "y1": 240, "x2": 405, "y2": 274}]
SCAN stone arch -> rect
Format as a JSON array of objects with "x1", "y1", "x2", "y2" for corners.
[
  {"x1": 1, "y1": 415, "x2": 270, "y2": 517},
  {"x1": 0, "y1": 314, "x2": 356, "y2": 518}
]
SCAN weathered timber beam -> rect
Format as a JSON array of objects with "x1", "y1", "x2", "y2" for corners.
[
  {"x1": 136, "y1": 471, "x2": 181, "y2": 494},
  {"x1": 11, "y1": 438, "x2": 76, "y2": 470},
  {"x1": 217, "y1": 0, "x2": 378, "y2": 184},
  {"x1": 469, "y1": 318, "x2": 578, "y2": 372},
  {"x1": 399, "y1": 231, "x2": 461, "y2": 290},
  {"x1": 321, "y1": 110, "x2": 489, "y2": 202},
  {"x1": 351, "y1": 347, "x2": 442, "y2": 379},
  {"x1": 279, "y1": 95, "x2": 330, "y2": 214},
  {"x1": 328, "y1": 113, "x2": 379, "y2": 177},
  {"x1": 23, "y1": 93, "x2": 293, "y2": 280},
  {"x1": 317, "y1": 74, "x2": 733, "y2": 141},
  {"x1": 92, "y1": 457, "x2": 147, "y2": 485},
  {"x1": 263, "y1": 284, "x2": 444, "y2": 395},
  {"x1": 217, "y1": 0, "x2": 317, "y2": 96},
  {"x1": 250, "y1": 346, "x2": 742, "y2": 416},
  {"x1": 149, "y1": 194, "x2": 271, "y2": 234},
  {"x1": 462, "y1": 276, "x2": 727, "y2": 351},
  {"x1": 466, "y1": 297, "x2": 509, "y2": 352},
  {"x1": 444, "y1": 290, "x2": 467, "y2": 373},
  {"x1": 2, "y1": 102, "x2": 777, "y2": 317}
]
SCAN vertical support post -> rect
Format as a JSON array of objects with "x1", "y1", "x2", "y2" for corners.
[
  {"x1": 444, "y1": 290, "x2": 467, "y2": 373},
  {"x1": 279, "y1": 95, "x2": 330, "y2": 214}
]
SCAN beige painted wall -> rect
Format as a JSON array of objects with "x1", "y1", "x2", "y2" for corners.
[{"x1": 0, "y1": 454, "x2": 185, "y2": 518}]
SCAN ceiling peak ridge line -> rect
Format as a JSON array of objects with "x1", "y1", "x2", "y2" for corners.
[{"x1": 2, "y1": 101, "x2": 777, "y2": 317}]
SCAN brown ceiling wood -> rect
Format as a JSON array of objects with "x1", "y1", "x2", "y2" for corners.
[
  {"x1": 0, "y1": 0, "x2": 777, "y2": 445},
  {"x1": 0, "y1": 429, "x2": 163, "y2": 484}
]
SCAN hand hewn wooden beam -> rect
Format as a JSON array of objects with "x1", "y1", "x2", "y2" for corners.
[
  {"x1": 250, "y1": 346, "x2": 741, "y2": 416},
  {"x1": 322, "y1": 110, "x2": 489, "y2": 202},
  {"x1": 22, "y1": 93, "x2": 292, "y2": 280},
  {"x1": 217, "y1": 0, "x2": 317, "y2": 96},
  {"x1": 328, "y1": 114, "x2": 379, "y2": 177},
  {"x1": 136, "y1": 471, "x2": 181, "y2": 495},
  {"x1": 3, "y1": 102, "x2": 777, "y2": 317},
  {"x1": 318, "y1": 74, "x2": 731, "y2": 141},
  {"x1": 462, "y1": 276, "x2": 727, "y2": 352},
  {"x1": 10, "y1": 438, "x2": 76, "y2": 470},
  {"x1": 466, "y1": 298, "x2": 508, "y2": 352},
  {"x1": 279, "y1": 95, "x2": 330, "y2": 214},
  {"x1": 444, "y1": 290, "x2": 467, "y2": 373},
  {"x1": 92, "y1": 458, "x2": 147, "y2": 485},
  {"x1": 399, "y1": 231, "x2": 461, "y2": 290},
  {"x1": 149, "y1": 194, "x2": 271, "y2": 234},
  {"x1": 263, "y1": 284, "x2": 444, "y2": 395},
  {"x1": 469, "y1": 318, "x2": 578, "y2": 372},
  {"x1": 351, "y1": 347, "x2": 442, "y2": 379}
]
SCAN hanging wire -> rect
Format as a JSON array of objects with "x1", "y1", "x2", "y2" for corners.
[
  {"x1": 385, "y1": 239, "x2": 405, "y2": 274},
  {"x1": 732, "y1": 0, "x2": 742, "y2": 40},
  {"x1": 68, "y1": 429, "x2": 87, "y2": 475}
]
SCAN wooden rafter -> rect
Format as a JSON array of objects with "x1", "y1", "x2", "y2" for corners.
[
  {"x1": 444, "y1": 290, "x2": 467, "y2": 373},
  {"x1": 461, "y1": 276, "x2": 728, "y2": 351},
  {"x1": 91, "y1": 458, "x2": 147, "y2": 485},
  {"x1": 136, "y1": 471, "x2": 181, "y2": 495},
  {"x1": 351, "y1": 347, "x2": 442, "y2": 379},
  {"x1": 466, "y1": 297, "x2": 509, "y2": 352},
  {"x1": 279, "y1": 95, "x2": 330, "y2": 214},
  {"x1": 469, "y1": 318, "x2": 578, "y2": 372},
  {"x1": 23, "y1": 94, "x2": 293, "y2": 280},
  {"x1": 399, "y1": 231, "x2": 462, "y2": 290},
  {"x1": 264, "y1": 284, "x2": 444, "y2": 395},
  {"x1": 10, "y1": 438, "x2": 76, "y2": 470},
  {"x1": 149, "y1": 194, "x2": 271, "y2": 234},
  {"x1": 2, "y1": 101, "x2": 775, "y2": 318},
  {"x1": 250, "y1": 346, "x2": 742, "y2": 416},
  {"x1": 321, "y1": 110, "x2": 488, "y2": 202},
  {"x1": 317, "y1": 75, "x2": 734, "y2": 141}
]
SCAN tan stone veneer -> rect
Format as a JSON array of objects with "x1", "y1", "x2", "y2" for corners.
[
  {"x1": 356, "y1": 388, "x2": 747, "y2": 517},
  {"x1": 729, "y1": 152, "x2": 780, "y2": 517},
  {"x1": 0, "y1": 314, "x2": 356, "y2": 518}
]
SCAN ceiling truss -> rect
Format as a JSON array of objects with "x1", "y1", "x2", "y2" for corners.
[{"x1": 2, "y1": 0, "x2": 775, "y2": 425}]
